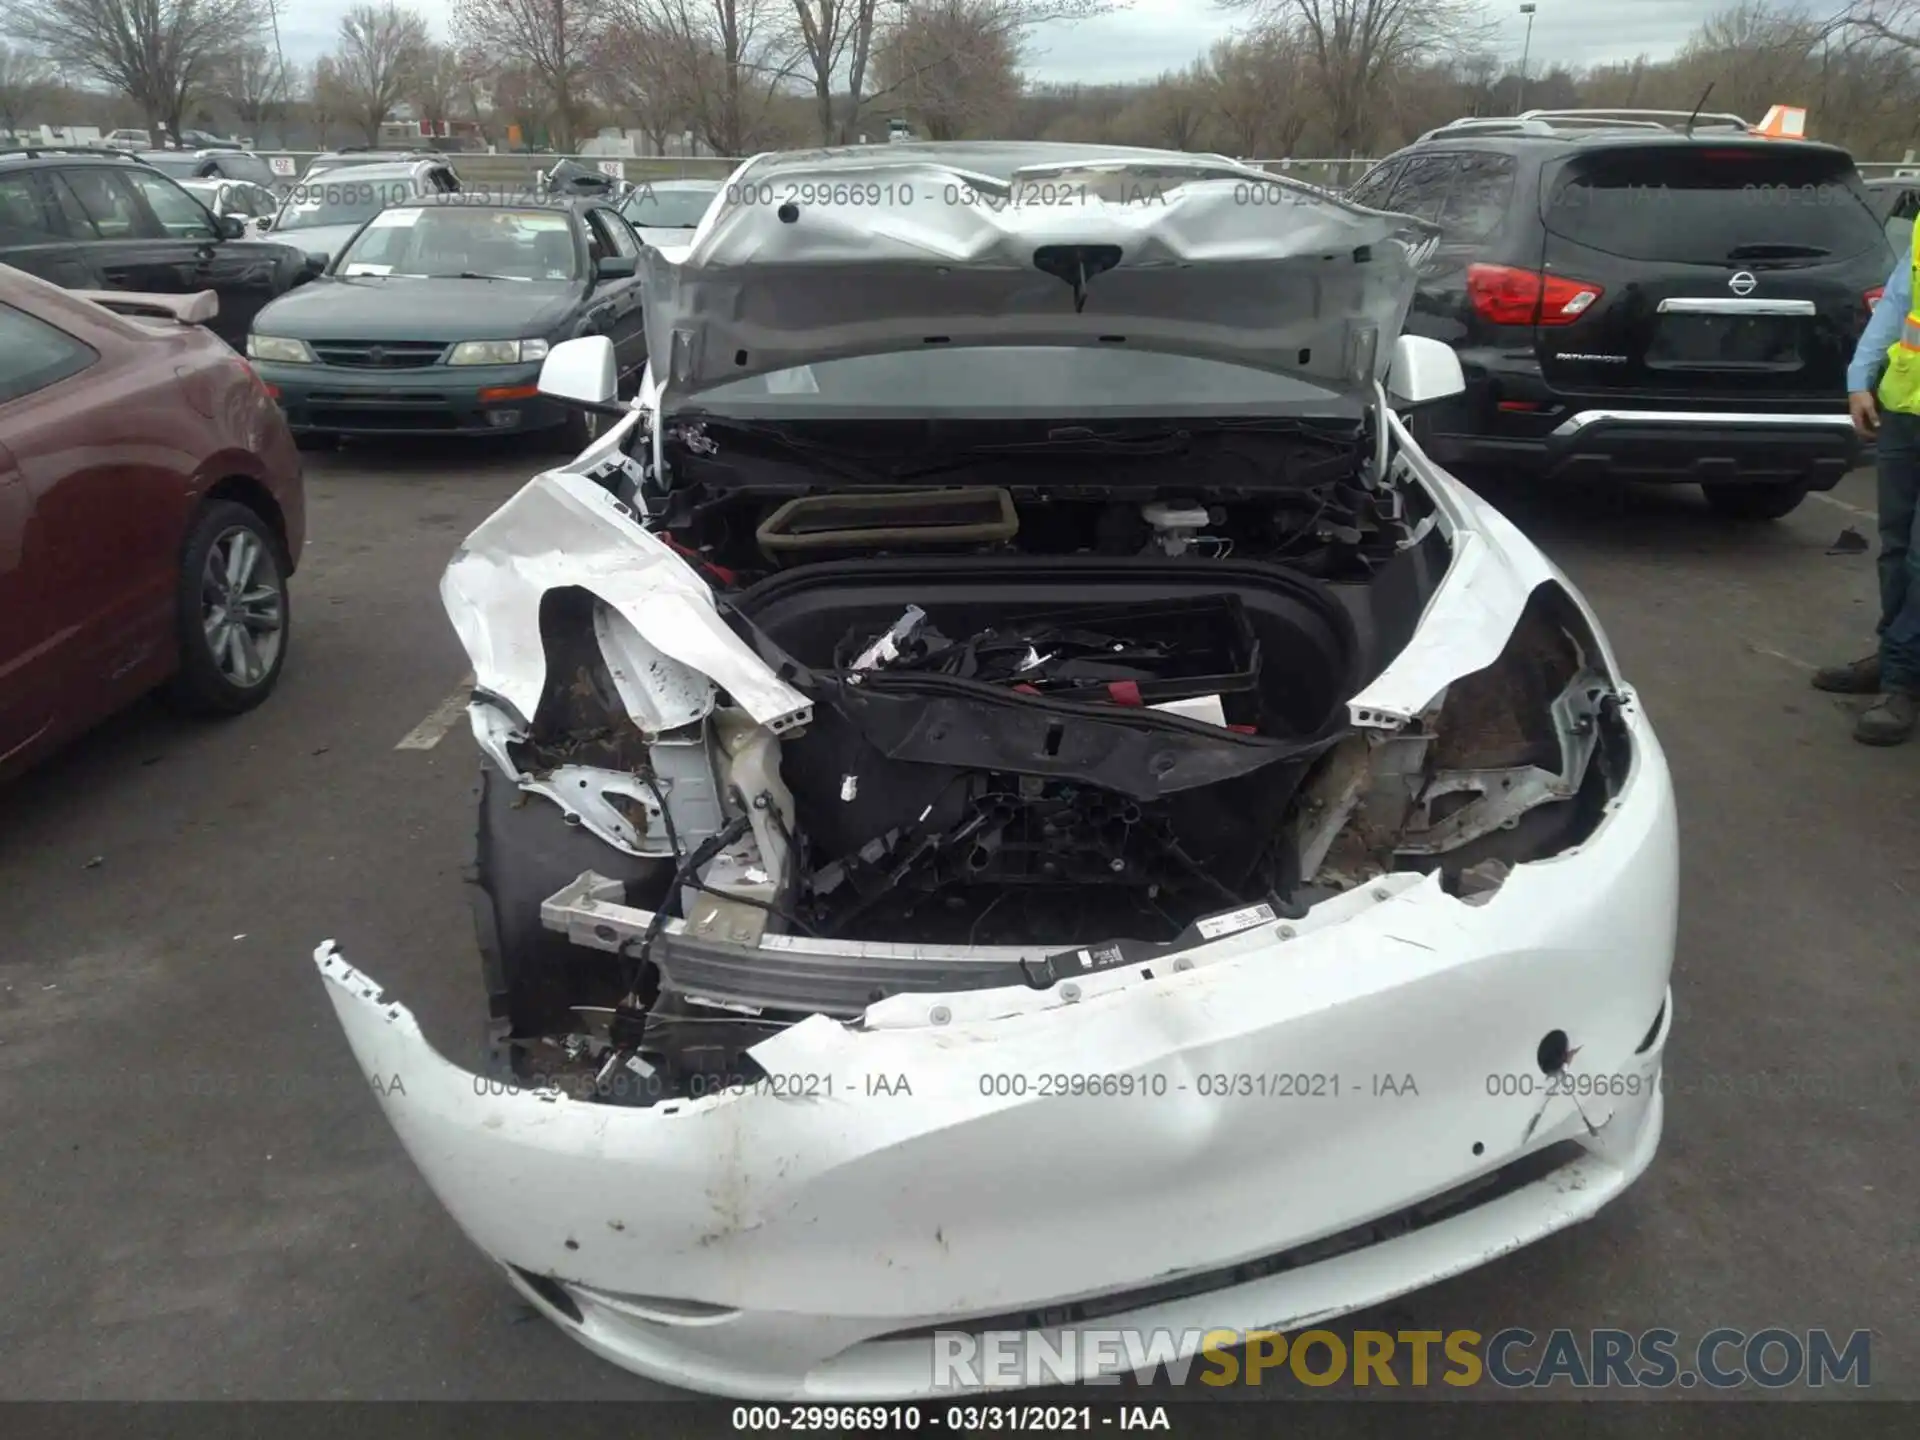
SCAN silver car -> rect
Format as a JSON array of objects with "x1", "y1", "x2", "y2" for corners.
[
  {"x1": 262, "y1": 158, "x2": 462, "y2": 263},
  {"x1": 140, "y1": 148, "x2": 280, "y2": 189}
]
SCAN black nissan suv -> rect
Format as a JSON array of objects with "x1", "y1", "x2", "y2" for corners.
[
  {"x1": 0, "y1": 148, "x2": 316, "y2": 350},
  {"x1": 1347, "y1": 110, "x2": 1893, "y2": 519}
]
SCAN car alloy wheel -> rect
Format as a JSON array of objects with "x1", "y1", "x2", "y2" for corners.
[{"x1": 200, "y1": 525, "x2": 286, "y2": 688}]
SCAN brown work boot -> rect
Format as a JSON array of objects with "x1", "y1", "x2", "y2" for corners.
[
  {"x1": 1854, "y1": 691, "x2": 1918, "y2": 746},
  {"x1": 1813, "y1": 654, "x2": 1881, "y2": 694}
]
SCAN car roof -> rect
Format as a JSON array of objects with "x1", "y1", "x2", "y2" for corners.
[
  {"x1": 740, "y1": 139, "x2": 1243, "y2": 182},
  {"x1": 1414, "y1": 132, "x2": 1850, "y2": 158},
  {"x1": 0, "y1": 148, "x2": 156, "y2": 170},
  {"x1": 1393, "y1": 114, "x2": 1856, "y2": 165},
  {"x1": 636, "y1": 177, "x2": 724, "y2": 191},
  {"x1": 311, "y1": 161, "x2": 429, "y2": 181},
  {"x1": 417, "y1": 192, "x2": 588, "y2": 212},
  {"x1": 315, "y1": 150, "x2": 438, "y2": 162}
]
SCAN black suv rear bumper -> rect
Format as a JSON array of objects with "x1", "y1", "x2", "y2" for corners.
[{"x1": 1428, "y1": 401, "x2": 1863, "y2": 490}]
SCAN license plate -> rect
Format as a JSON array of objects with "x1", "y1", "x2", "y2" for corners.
[{"x1": 1647, "y1": 314, "x2": 1802, "y2": 369}]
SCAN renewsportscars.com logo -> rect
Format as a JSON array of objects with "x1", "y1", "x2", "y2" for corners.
[{"x1": 930, "y1": 1327, "x2": 1872, "y2": 1390}]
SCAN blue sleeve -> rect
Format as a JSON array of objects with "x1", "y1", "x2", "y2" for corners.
[{"x1": 1850, "y1": 255, "x2": 1909, "y2": 393}]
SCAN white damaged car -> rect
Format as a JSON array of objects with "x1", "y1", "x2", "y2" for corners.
[{"x1": 314, "y1": 142, "x2": 1678, "y2": 1400}]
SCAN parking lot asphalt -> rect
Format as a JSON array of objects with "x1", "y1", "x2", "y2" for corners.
[{"x1": 2, "y1": 446, "x2": 1916, "y2": 1403}]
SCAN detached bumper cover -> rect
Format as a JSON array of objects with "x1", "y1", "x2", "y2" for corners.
[{"x1": 312, "y1": 698, "x2": 1677, "y2": 1400}]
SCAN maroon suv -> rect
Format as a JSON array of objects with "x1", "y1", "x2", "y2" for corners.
[{"x1": 0, "y1": 263, "x2": 305, "y2": 779}]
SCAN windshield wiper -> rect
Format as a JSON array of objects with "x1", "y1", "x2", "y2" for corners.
[
  {"x1": 1725, "y1": 243, "x2": 1832, "y2": 260},
  {"x1": 428, "y1": 271, "x2": 527, "y2": 281}
]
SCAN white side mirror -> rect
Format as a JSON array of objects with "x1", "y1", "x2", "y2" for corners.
[
  {"x1": 1386, "y1": 334, "x2": 1465, "y2": 407},
  {"x1": 539, "y1": 335, "x2": 617, "y2": 407}
]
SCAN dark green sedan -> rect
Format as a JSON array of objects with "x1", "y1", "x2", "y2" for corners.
[{"x1": 245, "y1": 194, "x2": 648, "y2": 447}]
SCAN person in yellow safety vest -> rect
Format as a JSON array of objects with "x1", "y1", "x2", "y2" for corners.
[{"x1": 1830, "y1": 222, "x2": 1920, "y2": 744}]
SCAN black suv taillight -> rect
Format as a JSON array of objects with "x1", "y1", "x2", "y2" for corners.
[{"x1": 1468, "y1": 263, "x2": 1604, "y2": 327}]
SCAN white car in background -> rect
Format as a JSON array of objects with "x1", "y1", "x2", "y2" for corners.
[
  {"x1": 315, "y1": 142, "x2": 1678, "y2": 1401},
  {"x1": 179, "y1": 177, "x2": 280, "y2": 228},
  {"x1": 616, "y1": 177, "x2": 723, "y2": 249},
  {"x1": 262, "y1": 157, "x2": 461, "y2": 263}
]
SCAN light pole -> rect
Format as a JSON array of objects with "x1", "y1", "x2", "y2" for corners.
[{"x1": 1516, "y1": 4, "x2": 1537, "y2": 114}]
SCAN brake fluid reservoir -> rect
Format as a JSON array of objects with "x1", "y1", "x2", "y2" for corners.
[{"x1": 1141, "y1": 501, "x2": 1212, "y2": 556}]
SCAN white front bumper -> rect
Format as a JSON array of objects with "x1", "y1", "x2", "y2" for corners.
[{"x1": 315, "y1": 700, "x2": 1678, "y2": 1401}]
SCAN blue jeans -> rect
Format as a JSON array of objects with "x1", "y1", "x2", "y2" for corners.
[{"x1": 1877, "y1": 410, "x2": 1920, "y2": 693}]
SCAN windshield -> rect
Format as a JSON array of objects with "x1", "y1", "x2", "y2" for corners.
[
  {"x1": 276, "y1": 174, "x2": 419, "y2": 232},
  {"x1": 622, "y1": 186, "x2": 718, "y2": 230},
  {"x1": 685, "y1": 347, "x2": 1351, "y2": 418},
  {"x1": 336, "y1": 206, "x2": 579, "y2": 281}
]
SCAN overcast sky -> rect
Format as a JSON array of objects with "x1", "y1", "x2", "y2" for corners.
[{"x1": 268, "y1": 0, "x2": 1718, "y2": 87}]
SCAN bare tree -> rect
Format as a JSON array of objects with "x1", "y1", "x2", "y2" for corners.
[
  {"x1": 1575, "y1": 57, "x2": 1649, "y2": 109},
  {"x1": 307, "y1": 55, "x2": 353, "y2": 148},
  {"x1": 1839, "y1": 0, "x2": 1920, "y2": 49},
  {"x1": 0, "y1": 40, "x2": 52, "y2": 134},
  {"x1": 788, "y1": 0, "x2": 875, "y2": 142},
  {"x1": 593, "y1": 20, "x2": 691, "y2": 154},
  {"x1": 1449, "y1": 49, "x2": 1501, "y2": 114},
  {"x1": 855, "y1": 0, "x2": 1112, "y2": 144},
  {"x1": 1206, "y1": 29, "x2": 1310, "y2": 156},
  {"x1": 872, "y1": 0, "x2": 1022, "y2": 140},
  {"x1": 1220, "y1": 0, "x2": 1492, "y2": 155},
  {"x1": 491, "y1": 61, "x2": 551, "y2": 145},
  {"x1": 1820, "y1": 17, "x2": 1920, "y2": 154},
  {"x1": 0, "y1": 0, "x2": 267, "y2": 140},
  {"x1": 1668, "y1": 3, "x2": 1823, "y2": 123},
  {"x1": 453, "y1": 0, "x2": 608, "y2": 152},
  {"x1": 332, "y1": 2, "x2": 430, "y2": 144},
  {"x1": 410, "y1": 42, "x2": 463, "y2": 129},
  {"x1": 1138, "y1": 64, "x2": 1210, "y2": 149},
  {"x1": 220, "y1": 41, "x2": 288, "y2": 143},
  {"x1": 1019, "y1": 77, "x2": 1132, "y2": 142},
  {"x1": 906, "y1": 1, "x2": 1920, "y2": 158},
  {"x1": 453, "y1": 45, "x2": 492, "y2": 131},
  {"x1": 621, "y1": 0, "x2": 799, "y2": 155}
]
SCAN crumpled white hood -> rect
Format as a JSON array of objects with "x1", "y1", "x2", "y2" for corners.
[{"x1": 640, "y1": 151, "x2": 1437, "y2": 404}]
